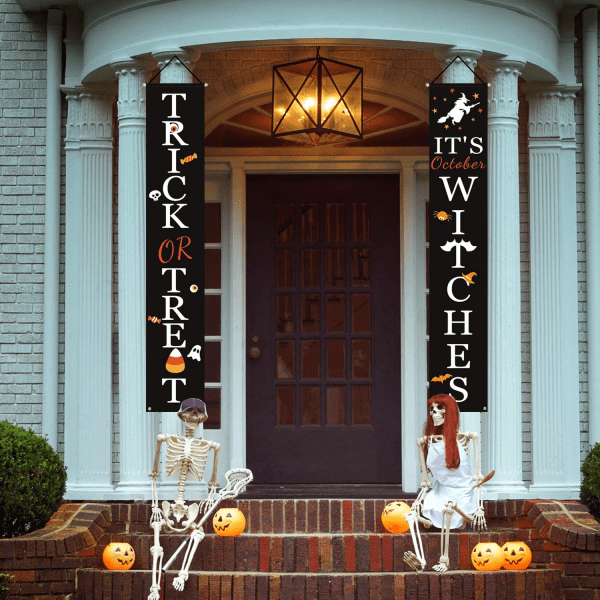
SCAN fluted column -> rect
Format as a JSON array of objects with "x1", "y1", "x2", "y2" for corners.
[
  {"x1": 436, "y1": 48, "x2": 483, "y2": 468},
  {"x1": 113, "y1": 62, "x2": 156, "y2": 498},
  {"x1": 527, "y1": 87, "x2": 580, "y2": 498},
  {"x1": 482, "y1": 59, "x2": 528, "y2": 497},
  {"x1": 63, "y1": 90, "x2": 115, "y2": 497}
]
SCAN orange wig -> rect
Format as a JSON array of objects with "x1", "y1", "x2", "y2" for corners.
[{"x1": 424, "y1": 394, "x2": 461, "y2": 469}]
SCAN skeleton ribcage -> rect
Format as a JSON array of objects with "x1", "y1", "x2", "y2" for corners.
[{"x1": 165, "y1": 436, "x2": 210, "y2": 481}]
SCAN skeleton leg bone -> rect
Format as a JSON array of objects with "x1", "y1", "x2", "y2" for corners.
[
  {"x1": 148, "y1": 517, "x2": 165, "y2": 600},
  {"x1": 403, "y1": 511, "x2": 427, "y2": 572},
  {"x1": 433, "y1": 502, "x2": 454, "y2": 572},
  {"x1": 173, "y1": 526, "x2": 205, "y2": 592}
]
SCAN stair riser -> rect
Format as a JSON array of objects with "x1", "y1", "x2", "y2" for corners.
[
  {"x1": 94, "y1": 531, "x2": 540, "y2": 574},
  {"x1": 76, "y1": 569, "x2": 562, "y2": 600}
]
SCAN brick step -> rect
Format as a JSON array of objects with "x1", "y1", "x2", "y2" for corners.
[
  {"x1": 120, "y1": 531, "x2": 536, "y2": 574},
  {"x1": 76, "y1": 568, "x2": 562, "y2": 600},
  {"x1": 108, "y1": 500, "x2": 523, "y2": 535}
]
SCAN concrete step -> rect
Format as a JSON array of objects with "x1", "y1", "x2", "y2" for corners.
[
  {"x1": 76, "y1": 568, "x2": 562, "y2": 600},
  {"x1": 121, "y1": 530, "x2": 533, "y2": 574}
]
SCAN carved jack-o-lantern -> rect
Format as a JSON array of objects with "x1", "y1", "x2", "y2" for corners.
[
  {"x1": 471, "y1": 542, "x2": 504, "y2": 571},
  {"x1": 213, "y1": 508, "x2": 246, "y2": 537},
  {"x1": 502, "y1": 541, "x2": 532, "y2": 570},
  {"x1": 381, "y1": 501, "x2": 411, "y2": 534},
  {"x1": 102, "y1": 542, "x2": 135, "y2": 571}
]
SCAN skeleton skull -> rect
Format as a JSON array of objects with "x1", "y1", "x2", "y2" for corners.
[
  {"x1": 177, "y1": 397, "x2": 208, "y2": 431},
  {"x1": 187, "y1": 345, "x2": 202, "y2": 361},
  {"x1": 149, "y1": 190, "x2": 161, "y2": 201},
  {"x1": 430, "y1": 402, "x2": 446, "y2": 427}
]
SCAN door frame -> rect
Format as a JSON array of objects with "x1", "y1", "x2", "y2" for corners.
[{"x1": 206, "y1": 154, "x2": 429, "y2": 492}]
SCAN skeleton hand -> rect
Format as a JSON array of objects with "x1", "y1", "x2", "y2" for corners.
[
  {"x1": 471, "y1": 507, "x2": 486, "y2": 531},
  {"x1": 150, "y1": 506, "x2": 163, "y2": 525},
  {"x1": 173, "y1": 572, "x2": 188, "y2": 592},
  {"x1": 208, "y1": 479, "x2": 219, "y2": 489},
  {"x1": 149, "y1": 470, "x2": 160, "y2": 479}
]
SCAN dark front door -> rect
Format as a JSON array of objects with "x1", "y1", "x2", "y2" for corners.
[{"x1": 246, "y1": 174, "x2": 401, "y2": 484}]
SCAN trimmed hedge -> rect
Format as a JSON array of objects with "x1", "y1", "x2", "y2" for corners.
[
  {"x1": 0, "y1": 421, "x2": 67, "y2": 538},
  {"x1": 581, "y1": 442, "x2": 600, "y2": 521}
]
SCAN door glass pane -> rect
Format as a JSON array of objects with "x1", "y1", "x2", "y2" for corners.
[
  {"x1": 301, "y1": 340, "x2": 319, "y2": 379},
  {"x1": 205, "y1": 203, "x2": 222, "y2": 243},
  {"x1": 276, "y1": 204, "x2": 294, "y2": 242},
  {"x1": 326, "y1": 249, "x2": 345, "y2": 287},
  {"x1": 326, "y1": 386, "x2": 345, "y2": 425},
  {"x1": 205, "y1": 295, "x2": 221, "y2": 336},
  {"x1": 301, "y1": 294, "x2": 319, "y2": 333},
  {"x1": 276, "y1": 250, "x2": 294, "y2": 288},
  {"x1": 276, "y1": 387, "x2": 295, "y2": 426},
  {"x1": 326, "y1": 203, "x2": 345, "y2": 242},
  {"x1": 301, "y1": 249, "x2": 319, "y2": 287},
  {"x1": 351, "y1": 248, "x2": 370, "y2": 287},
  {"x1": 301, "y1": 204, "x2": 319, "y2": 242},
  {"x1": 351, "y1": 203, "x2": 370, "y2": 242},
  {"x1": 326, "y1": 294, "x2": 345, "y2": 332},
  {"x1": 352, "y1": 386, "x2": 372, "y2": 425},
  {"x1": 301, "y1": 386, "x2": 320, "y2": 425},
  {"x1": 352, "y1": 339, "x2": 371, "y2": 379},
  {"x1": 205, "y1": 388, "x2": 221, "y2": 429},
  {"x1": 205, "y1": 249, "x2": 221, "y2": 289},
  {"x1": 351, "y1": 294, "x2": 370, "y2": 333},
  {"x1": 205, "y1": 341, "x2": 221, "y2": 383},
  {"x1": 276, "y1": 295, "x2": 294, "y2": 333},
  {"x1": 326, "y1": 339, "x2": 345, "y2": 379},
  {"x1": 276, "y1": 340, "x2": 294, "y2": 379}
]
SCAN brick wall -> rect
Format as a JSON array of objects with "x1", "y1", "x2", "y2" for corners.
[{"x1": 0, "y1": 0, "x2": 66, "y2": 456}]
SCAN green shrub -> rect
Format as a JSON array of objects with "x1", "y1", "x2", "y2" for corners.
[
  {"x1": 581, "y1": 443, "x2": 600, "y2": 521},
  {"x1": 0, "y1": 421, "x2": 67, "y2": 538},
  {"x1": 0, "y1": 573, "x2": 11, "y2": 600}
]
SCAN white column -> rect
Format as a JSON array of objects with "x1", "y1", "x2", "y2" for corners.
[
  {"x1": 436, "y1": 48, "x2": 483, "y2": 470},
  {"x1": 527, "y1": 87, "x2": 580, "y2": 498},
  {"x1": 482, "y1": 59, "x2": 528, "y2": 498},
  {"x1": 63, "y1": 90, "x2": 115, "y2": 498},
  {"x1": 113, "y1": 62, "x2": 157, "y2": 499},
  {"x1": 582, "y1": 8, "x2": 600, "y2": 447},
  {"x1": 151, "y1": 51, "x2": 207, "y2": 499}
]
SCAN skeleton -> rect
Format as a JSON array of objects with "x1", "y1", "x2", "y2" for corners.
[
  {"x1": 148, "y1": 398, "x2": 220, "y2": 600},
  {"x1": 404, "y1": 394, "x2": 490, "y2": 573}
]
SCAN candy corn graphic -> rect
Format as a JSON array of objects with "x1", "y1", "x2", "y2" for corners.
[{"x1": 165, "y1": 349, "x2": 185, "y2": 373}]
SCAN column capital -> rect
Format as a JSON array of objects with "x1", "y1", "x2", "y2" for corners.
[
  {"x1": 434, "y1": 47, "x2": 482, "y2": 84},
  {"x1": 526, "y1": 84, "x2": 580, "y2": 140},
  {"x1": 152, "y1": 49, "x2": 200, "y2": 83},
  {"x1": 112, "y1": 62, "x2": 149, "y2": 121},
  {"x1": 485, "y1": 58, "x2": 525, "y2": 120}
]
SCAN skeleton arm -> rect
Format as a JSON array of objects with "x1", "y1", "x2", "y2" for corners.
[
  {"x1": 412, "y1": 436, "x2": 432, "y2": 518},
  {"x1": 467, "y1": 431, "x2": 486, "y2": 530},
  {"x1": 150, "y1": 434, "x2": 168, "y2": 512},
  {"x1": 208, "y1": 441, "x2": 220, "y2": 488}
]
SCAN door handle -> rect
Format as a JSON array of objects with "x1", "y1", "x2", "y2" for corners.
[{"x1": 249, "y1": 347, "x2": 260, "y2": 359}]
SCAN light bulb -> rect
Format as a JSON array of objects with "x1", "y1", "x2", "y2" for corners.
[{"x1": 324, "y1": 97, "x2": 337, "y2": 111}]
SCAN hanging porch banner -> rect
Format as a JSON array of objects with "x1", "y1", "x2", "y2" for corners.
[
  {"x1": 429, "y1": 82, "x2": 487, "y2": 412},
  {"x1": 146, "y1": 83, "x2": 205, "y2": 412}
]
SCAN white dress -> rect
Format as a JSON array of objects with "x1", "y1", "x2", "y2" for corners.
[{"x1": 421, "y1": 437, "x2": 477, "y2": 529}]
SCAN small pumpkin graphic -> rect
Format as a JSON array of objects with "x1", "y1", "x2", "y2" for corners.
[
  {"x1": 213, "y1": 508, "x2": 246, "y2": 537},
  {"x1": 502, "y1": 541, "x2": 532, "y2": 570},
  {"x1": 381, "y1": 501, "x2": 411, "y2": 534},
  {"x1": 102, "y1": 542, "x2": 135, "y2": 570},
  {"x1": 471, "y1": 542, "x2": 504, "y2": 571}
]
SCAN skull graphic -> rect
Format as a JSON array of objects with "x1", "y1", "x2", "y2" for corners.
[
  {"x1": 187, "y1": 345, "x2": 202, "y2": 361},
  {"x1": 149, "y1": 190, "x2": 161, "y2": 201}
]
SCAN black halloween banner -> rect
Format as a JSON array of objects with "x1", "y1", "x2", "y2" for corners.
[
  {"x1": 146, "y1": 84, "x2": 205, "y2": 412},
  {"x1": 429, "y1": 83, "x2": 487, "y2": 412}
]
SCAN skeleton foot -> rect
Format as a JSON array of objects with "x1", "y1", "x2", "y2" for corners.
[
  {"x1": 148, "y1": 587, "x2": 160, "y2": 600},
  {"x1": 173, "y1": 573, "x2": 188, "y2": 592},
  {"x1": 404, "y1": 551, "x2": 426, "y2": 572},
  {"x1": 432, "y1": 562, "x2": 449, "y2": 572}
]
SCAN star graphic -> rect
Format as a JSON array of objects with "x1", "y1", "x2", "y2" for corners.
[
  {"x1": 450, "y1": 88, "x2": 455, "y2": 93},
  {"x1": 444, "y1": 124, "x2": 449, "y2": 129},
  {"x1": 443, "y1": 98, "x2": 447, "y2": 101},
  {"x1": 478, "y1": 108, "x2": 483, "y2": 113},
  {"x1": 432, "y1": 108, "x2": 438, "y2": 113},
  {"x1": 433, "y1": 96, "x2": 437, "y2": 100},
  {"x1": 473, "y1": 93, "x2": 479, "y2": 99},
  {"x1": 458, "y1": 126, "x2": 462, "y2": 130},
  {"x1": 472, "y1": 118, "x2": 475, "y2": 121}
]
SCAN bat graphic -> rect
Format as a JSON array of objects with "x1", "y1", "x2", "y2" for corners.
[{"x1": 431, "y1": 373, "x2": 452, "y2": 383}]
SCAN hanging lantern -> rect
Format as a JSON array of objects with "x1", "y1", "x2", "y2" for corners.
[{"x1": 272, "y1": 48, "x2": 363, "y2": 144}]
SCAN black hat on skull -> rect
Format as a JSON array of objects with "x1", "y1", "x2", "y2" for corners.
[{"x1": 178, "y1": 397, "x2": 207, "y2": 421}]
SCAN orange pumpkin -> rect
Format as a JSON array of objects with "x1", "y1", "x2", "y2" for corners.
[
  {"x1": 471, "y1": 542, "x2": 504, "y2": 571},
  {"x1": 102, "y1": 542, "x2": 135, "y2": 570},
  {"x1": 213, "y1": 508, "x2": 246, "y2": 536},
  {"x1": 502, "y1": 541, "x2": 532, "y2": 570},
  {"x1": 381, "y1": 501, "x2": 411, "y2": 534}
]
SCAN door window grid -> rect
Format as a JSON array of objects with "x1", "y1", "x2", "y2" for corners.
[
  {"x1": 275, "y1": 201, "x2": 373, "y2": 428},
  {"x1": 205, "y1": 201, "x2": 222, "y2": 429}
]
